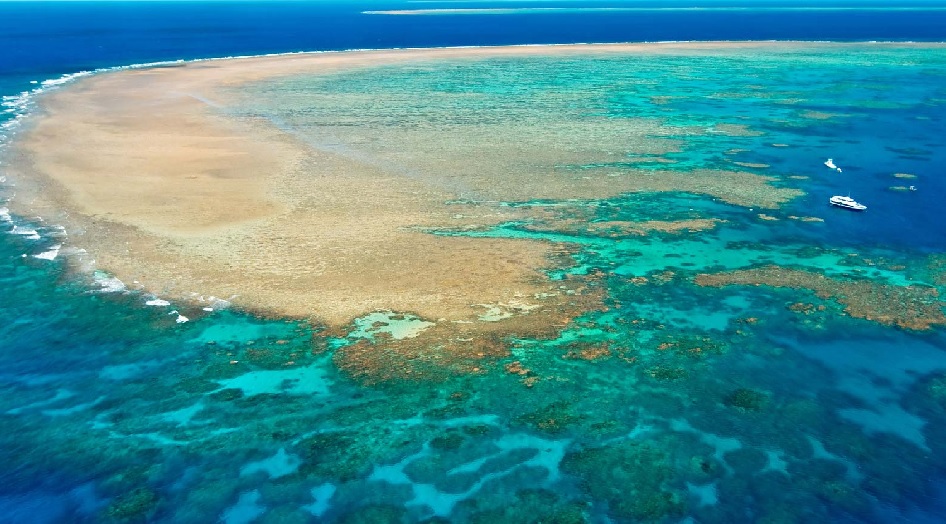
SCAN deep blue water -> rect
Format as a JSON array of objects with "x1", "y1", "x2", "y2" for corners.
[
  {"x1": 2, "y1": 2, "x2": 946, "y2": 523},
  {"x1": 3, "y1": 0, "x2": 946, "y2": 82}
]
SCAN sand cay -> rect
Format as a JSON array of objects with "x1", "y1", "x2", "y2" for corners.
[{"x1": 6, "y1": 43, "x2": 808, "y2": 332}]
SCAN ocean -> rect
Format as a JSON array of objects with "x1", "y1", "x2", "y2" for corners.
[{"x1": 2, "y1": 2, "x2": 946, "y2": 523}]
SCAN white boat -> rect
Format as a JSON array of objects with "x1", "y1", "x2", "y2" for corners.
[
  {"x1": 824, "y1": 158, "x2": 842, "y2": 172},
  {"x1": 829, "y1": 195, "x2": 866, "y2": 211}
]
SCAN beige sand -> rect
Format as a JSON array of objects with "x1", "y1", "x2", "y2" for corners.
[{"x1": 7, "y1": 42, "x2": 820, "y2": 329}]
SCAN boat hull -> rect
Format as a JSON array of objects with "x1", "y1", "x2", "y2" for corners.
[
  {"x1": 829, "y1": 196, "x2": 867, "y2": 211},
  {"x1": 830, "y1": 202, "x2": 867, "y2": 211}
]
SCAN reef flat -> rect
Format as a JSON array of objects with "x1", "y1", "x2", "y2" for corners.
[{"x1": 5, "y1": 42, "x2": 813, "y2": 333}]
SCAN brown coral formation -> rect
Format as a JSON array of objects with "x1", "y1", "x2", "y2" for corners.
[
  {"x1": 520, "y1": 215, "x2": 724, "y2": 238},
  {"x1": 562, "y1": 342, "x2": 613, "y2": 361},
  {"x1": 733, "y1": 161, "x2": 770, "y2": 169},
  {"x1": 591, "y1": 219, "x2": 723, "y2": 235},
  {"x1": 788, "y1": 302, "x2": 827, "y2": 315},
  {"x1": 504, "y1": 361, "x2": 531, "y2": 376},
  {"x1": 712, "y1": 123, "x2": 764, "y2": 137},
  {"x1": 333, "y1": 275, "x2": 606, "y2": 385},
  {"x1": 597, "y1": 169, "x2": 801, "y2": 209},
  {"x1": 517, "y1": 401, "x2": 581, "y2": 434},
  {"x1": 799, "y1": 110, "x2": 844, "y2": 120},
  {"x1": 695, "y1": 266, "x2": 946, "y2": 330},
  {"x1": 930, "y1": 256, "x2": 946, "y2": 287},
  {"x1": 334, "y1": 329, "x2": 504, "y2": 385},
  {"x1": 504, "y1": 360, "x2": 540, "y2": 387},
  {"x1": 652, "y1": 335, "x2": 722, "y2": 358}
]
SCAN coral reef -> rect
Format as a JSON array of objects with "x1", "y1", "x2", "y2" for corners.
[
  {"x1": 520, "y1": 216, "x2": 724, "y2": 239},
  {"x1": 333, "y1": 275, "x2": 605, "y2": 385},
  {"x1": 695, "y1": 266, "x2": 946, "y2": 330},
  {"x1": 338, "y1": 505, "x2": 408, "y2": 524},
  {"x1": 104, "y1": 488, "x2": 160, "y2": 522},
  {"x1": 467, "y1": 489, "x2": 587, "y2": 524},
  {"x1": 647, "y1": 366, "x2": 689, "y2": 381},
  {"x1": 296, "y1": 431, "x2": 396, "y2": 482},
  {"x1": 562, "y1": 440, "x2": 685, "y2": 522},
  {"x1": 724, "y1": 388, "x2": 769, "y2": 411},
  {"x1": 517, "y1": 401, "x2": 582, "y2": 434},
  {"x1": 561, "y1": 342, "x2": 612, "y2": 361}
]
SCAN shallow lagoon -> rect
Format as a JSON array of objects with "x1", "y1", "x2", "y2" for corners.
[{"x1": 2, "y1": 44, "x2": 946, "y2": 522}]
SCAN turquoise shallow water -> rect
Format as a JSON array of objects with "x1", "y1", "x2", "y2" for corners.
[{"x1": 2, "y1": 45, "x2": 946, "y2": 523}]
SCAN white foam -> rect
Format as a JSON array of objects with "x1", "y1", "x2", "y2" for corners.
[
  {"x1": 33, "y1": 244, "x2": 61, "y2": 260},
  {"x1": 0, "y1": 207, "x2": 10, "y2": 222},
  {"x1": 11, "y1": 225, "x2": 39, "y2": 238},
  {"x1": 40, "y1": 71, "x2": 93, "y2": 88},
  {"x1": 57, "y1": 246, "x2": 84, "y2": 259},
  {"x1": 92, "y1": 271, "x2": 126, "y2": 293},
  {"x1": 0, "y1": 70, "x2": 97, "y2": 158},
  {"x1": 48, "y1": 224, "x2": 67, "y2": 237},
  {"x1": 212, "y1": 298, "x2": 231, "y2": 309},
  {"x1": 145, "y1": 298, "x2": 171, "y2": 307},
  {"x1": 192, "y1": 294, "x2": 230, "y2": 311}
]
